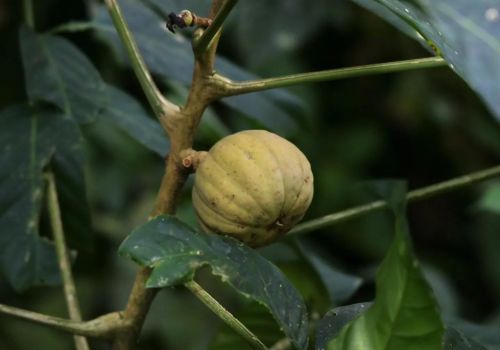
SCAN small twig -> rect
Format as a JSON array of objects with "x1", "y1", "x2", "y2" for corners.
[
  {"x1": 185, "y1": 281, "x2": 268, "y2": 350},
  {"x1": 210, "y1": 57, "x2": 447, "y2": 96},
  {"x1": 193, "y1": 0, "x2": 238, "y2": 55},
  {"x1": 0, "y1": 304, "x2": 129, "y2": 339},
  {"x1": 104, "y1": 0, "x2": 179, "y2": 126},
  {"x1": 46, "y1": 172, "x2": 89, "y2": 350},
  {"x1": 290, "y1": 164, "x2": 500, "y2": 236}
]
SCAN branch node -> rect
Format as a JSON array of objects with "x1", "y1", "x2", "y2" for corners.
[
  {"x1": 180, "y1": 149, "x2": 208, "y2": 171},
  {"x1": 166, "y1": 10, "x2": 213, "y2": 33}
]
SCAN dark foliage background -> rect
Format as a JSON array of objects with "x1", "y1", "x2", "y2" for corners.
[{"x1": 1, "y1": 0, "x2": 500, "y2": 349}]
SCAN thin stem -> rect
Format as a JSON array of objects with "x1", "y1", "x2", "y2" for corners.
[
  {"x1": 212, "y1": 57, "x2": 447, "y2": 96},
  {"x1": 23, "y1": 0, "x2": 35, "y2": 28},
  {"x1": 185, "y1": 281, "x2": 268, "y2": 350},
  {"x1": 290, "y1": 164, "x2": 500, "y2": 236},
  {"x1": 193, "y1": 0, "x2": 238, "y2": 55},
  {"x1": 0, "y1": 304, "x2": 128, "y2": 339},
  {"x1": 104, "y1": 0, "x2": 178, "y2": 123},
  {"x1": 46, "y1": 173, "x2": 89, "y2": 350}
]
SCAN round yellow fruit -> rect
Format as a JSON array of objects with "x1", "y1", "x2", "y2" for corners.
[{"x1": 192, "y1": 130, "x2": 314, "y2": 247}]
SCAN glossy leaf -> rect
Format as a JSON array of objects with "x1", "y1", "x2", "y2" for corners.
[
  {"x1": 100, "y1": 84, "x2": 169, "y2": 156},
  {"x1": 119, "y1": 215, "x2": 309, "y2": 350},
  {"x1": 350, "y1": 0, "x2": 423, "y2": 41},
  {"x1": 19, "y1": 27, "x2": 107, "y2": 124},
  {"x1": 350, "y1": 0, "x2": 500, "y2": 121},
  {"x1": 419, "y1": 0, "x2": 500, "y2": 122},
  {"x1": 316, "y1": 303, "x2": 372, "y2": 350},
  {"x1": 93, "y1": 0, "x2": 298, "y2": 134},
  {"x1": 0, "y1": 104, "x2": 86, "y2": 290},
  {"x1": 326, "y1": 182, "x2": 444, "y2": 350}
]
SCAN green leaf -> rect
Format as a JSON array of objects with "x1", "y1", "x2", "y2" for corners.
[
  {"x1": 49, "y1": 118, "x2": 92, "y2": 251},
  {"x1": 119, "y1": 215, "x2": 309, "y2": 350},
  {"x1": 93, "y1": 0, "x2": 299, "y2": 134},
  {"x1": 0, "y1": 104, "x2": 87, "y2": 290},
  {"x1": 350, "y1": 0, "x2": 500, "y2": 121},
  {"x1": 100, "y1": 84, "x2": 169, "y2": 156},
  {"x1": 418, "y1": 0, "x2": 500, "y2": 122},
  {"x1": 326, "y1": 182, "x2": 444, "y2": 350},
  {"x1": 444, "y1": 328, "x2": 490, "y2": 350},
  {"x1": 208, "y1": 301, "x2": 284, "y2": 350},
  {"x1": 350, "y1": 0, "x2": 424, "y2": 41},
  {"x1": 19, "y1": 26, "x2": 107, "y2": 124},
  {"x1": 316, "y1": 303, "x2": 372, "y2": 350}
]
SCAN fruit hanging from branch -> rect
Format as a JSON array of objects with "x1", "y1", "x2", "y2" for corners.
[{"x1": 192, "y1": 130, "x2": 314, "y2": 247}]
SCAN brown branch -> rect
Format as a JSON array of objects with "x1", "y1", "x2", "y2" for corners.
[{"x1": 110, "y1": 1, "x2": 228, "y2": 349}]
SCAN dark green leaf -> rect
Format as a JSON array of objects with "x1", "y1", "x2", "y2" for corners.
[
  {"x1": 350, "y1": 0, "x2": 423, "y2": 41},
  {"x1": 316, "y1": 303, "x2": 372, "y2": 350},
  {"x1": 418, "y1": 0, "x2": 500, "y2": 122},
  {"x1": 119, "y1": 215, "x2": 309, "y2": 350},
  {"x1": 326, "y1": 182, "x2": 444, "y2": 350},
  {"x1": 0, "y1": 104, "x2": 85, "y2": 290},
  {"x1": 100, "y1": 84, "x2": 169, "y2": 156},
  {"x1": 19, "y1": 26, "x2": 107, "y2": 124},
  {"x1": 49, "y1": 117, "x2": 92, "y2": 251},
  {"x1": 444, "y1": 328, "x2": 490, "y2": 350},
  {"x1": 93, "y1": 0, "x2": 299, "y2": 134}
]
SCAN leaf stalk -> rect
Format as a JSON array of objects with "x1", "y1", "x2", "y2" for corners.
[
  {"x1": 46, "y1": 172, "x2": 89, "y2": 350},
  {"x1": 211, "y1": 57, "x2": 446, "y2": 96}
]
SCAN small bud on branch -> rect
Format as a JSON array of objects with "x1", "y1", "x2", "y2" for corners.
[{"x1": 166, "y1": 10, "x2": 213, "y2": 33}]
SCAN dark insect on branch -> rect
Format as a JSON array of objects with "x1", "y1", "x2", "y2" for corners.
[{"x1": 166, "y1": 10, "x2": 213, "y2": 33}]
